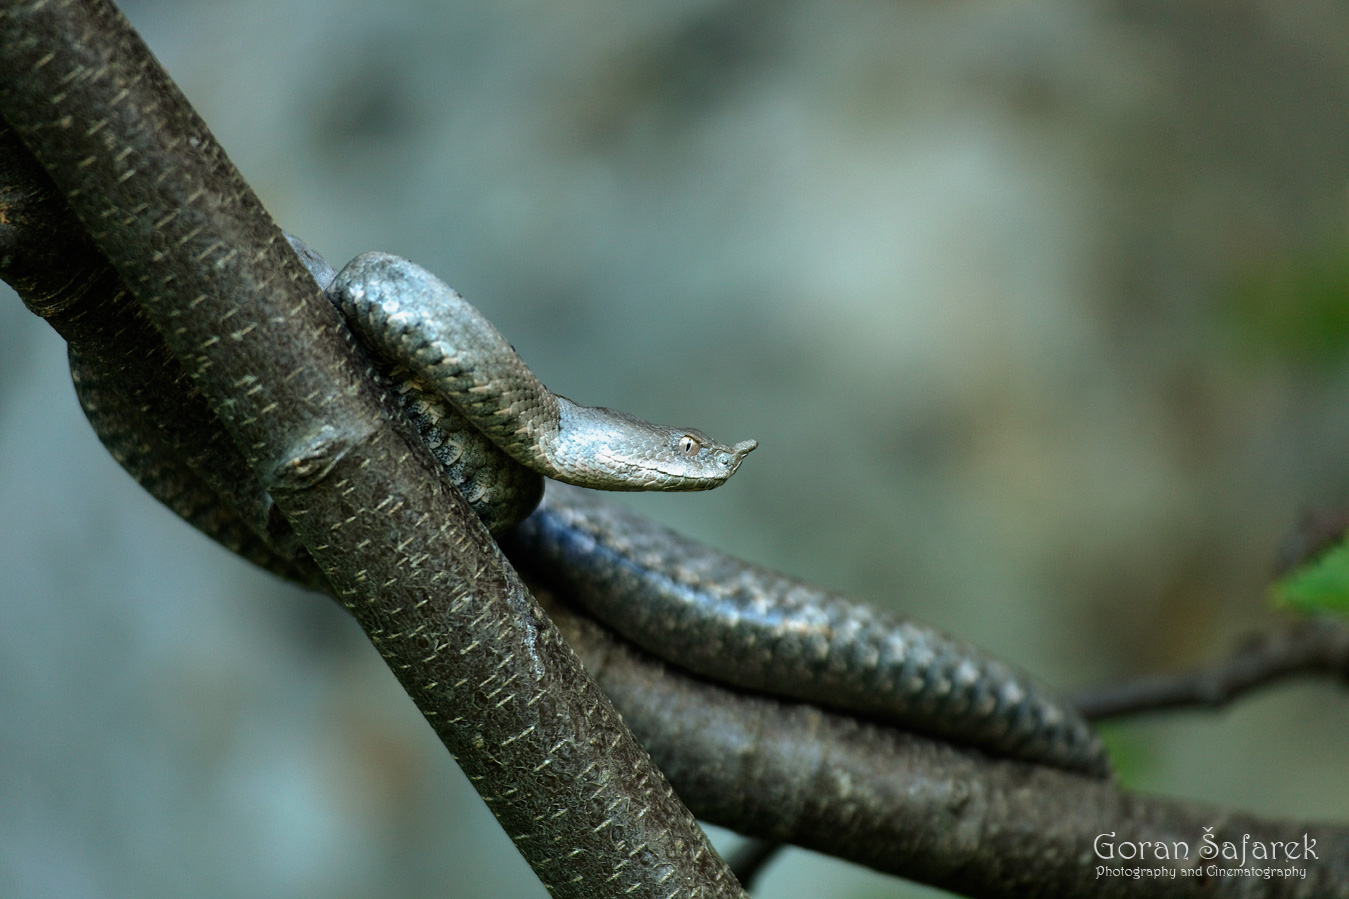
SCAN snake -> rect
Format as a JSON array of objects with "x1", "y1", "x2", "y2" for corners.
[
  {"x1": 287, "y1": 236, "x2": 757, "y2": 532},
  {"x1": 0, "y1": 0, "x2": 1107, "y2": 779},
  {"x1": 0, "y1": 5, "x2": 1094, "y2": 896},
  {"x1": 286, "y1": 234, "x2": 1109, "y2": 778}
]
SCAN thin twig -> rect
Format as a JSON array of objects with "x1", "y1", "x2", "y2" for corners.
[{"x1": 1073, "y1": 618, "x2": 1349, "y2": 721}]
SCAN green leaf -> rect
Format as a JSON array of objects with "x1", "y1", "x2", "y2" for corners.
[
  {"x1": 1092, "y1": 723, "x2": 1154, "y2": 791},
  {"x1": 1272, "y1": 540, "x2": 1349, "y2": 616},
  {"x1": 1226, "y1": 247, "x2": 1349, "y2": 367}
]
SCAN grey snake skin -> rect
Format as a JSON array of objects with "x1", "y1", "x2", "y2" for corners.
[{"x1": 292, "y1": 236, "x2": 1109, "y2": 778}]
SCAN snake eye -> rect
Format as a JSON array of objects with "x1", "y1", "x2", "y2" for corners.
[{"x1": 677, "y1": 434, "x2": 701, "y2": 456}]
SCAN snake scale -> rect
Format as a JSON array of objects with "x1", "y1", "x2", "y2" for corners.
[{"x1": 284, "y1": 235, "x2": 1109, "y2": 778}]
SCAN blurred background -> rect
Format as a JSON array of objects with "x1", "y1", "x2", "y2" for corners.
[{"x1": 4, "y1": 1, "x2": 1349, "y2": 896}]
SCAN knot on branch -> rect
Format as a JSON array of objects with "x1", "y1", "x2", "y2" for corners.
[{"x1": 266, "y1": 423, "x2": 352, "y2": 493}]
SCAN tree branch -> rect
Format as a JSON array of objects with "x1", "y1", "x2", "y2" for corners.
[
  {"x1": 0, "y1": 2, "x2": 742, "y2": 896},
  {"x1": 1074, "y1": 618, "x2": 1349, "y2": 721},
  {"x1": 538, "y1": 587, "x2": 1349, "y2": 899}
]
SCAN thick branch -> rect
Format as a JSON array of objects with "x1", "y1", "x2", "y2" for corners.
[
  {"x1": 0, "y1": 2, "x2": 742, "y2": 897},
  {"x1": 538, "y1": 589, "x2": 1349, "y2": 899},
  {"x1": 0, "y1": 122, "x2": 329, "y2": 586}
]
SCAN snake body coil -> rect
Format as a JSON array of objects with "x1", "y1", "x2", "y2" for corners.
[
  {"x1": 285, "y1": 236, "x2": 1108, "y2": 777},
  {"x1": 81, "y1": 232, "x2": 1107, "y2": 778},
  {"x1": 328, "y1": 250, "x2": 758, "y2": 495},
  {"x1": 508, "y1": 484, "x2": 1110, "y2": 777}
]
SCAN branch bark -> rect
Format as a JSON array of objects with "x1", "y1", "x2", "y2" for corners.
[
  {"x1": 0, "y1": 2, "x2": 743, "y2": 897},
  {"x1": 539, "y1": 588, "x2": 1349, "y2": 899}
]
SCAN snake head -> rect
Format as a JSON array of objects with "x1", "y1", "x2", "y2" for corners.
[
  {"x1": 604, "y1": 421, "x2": 757, "y2": 490},
  {"x1": 554, "y1": 402, "x2": 757, "y2": 491},
  {"x1": 662, "y1": 429, "x2": 758, "y2": 488}
]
